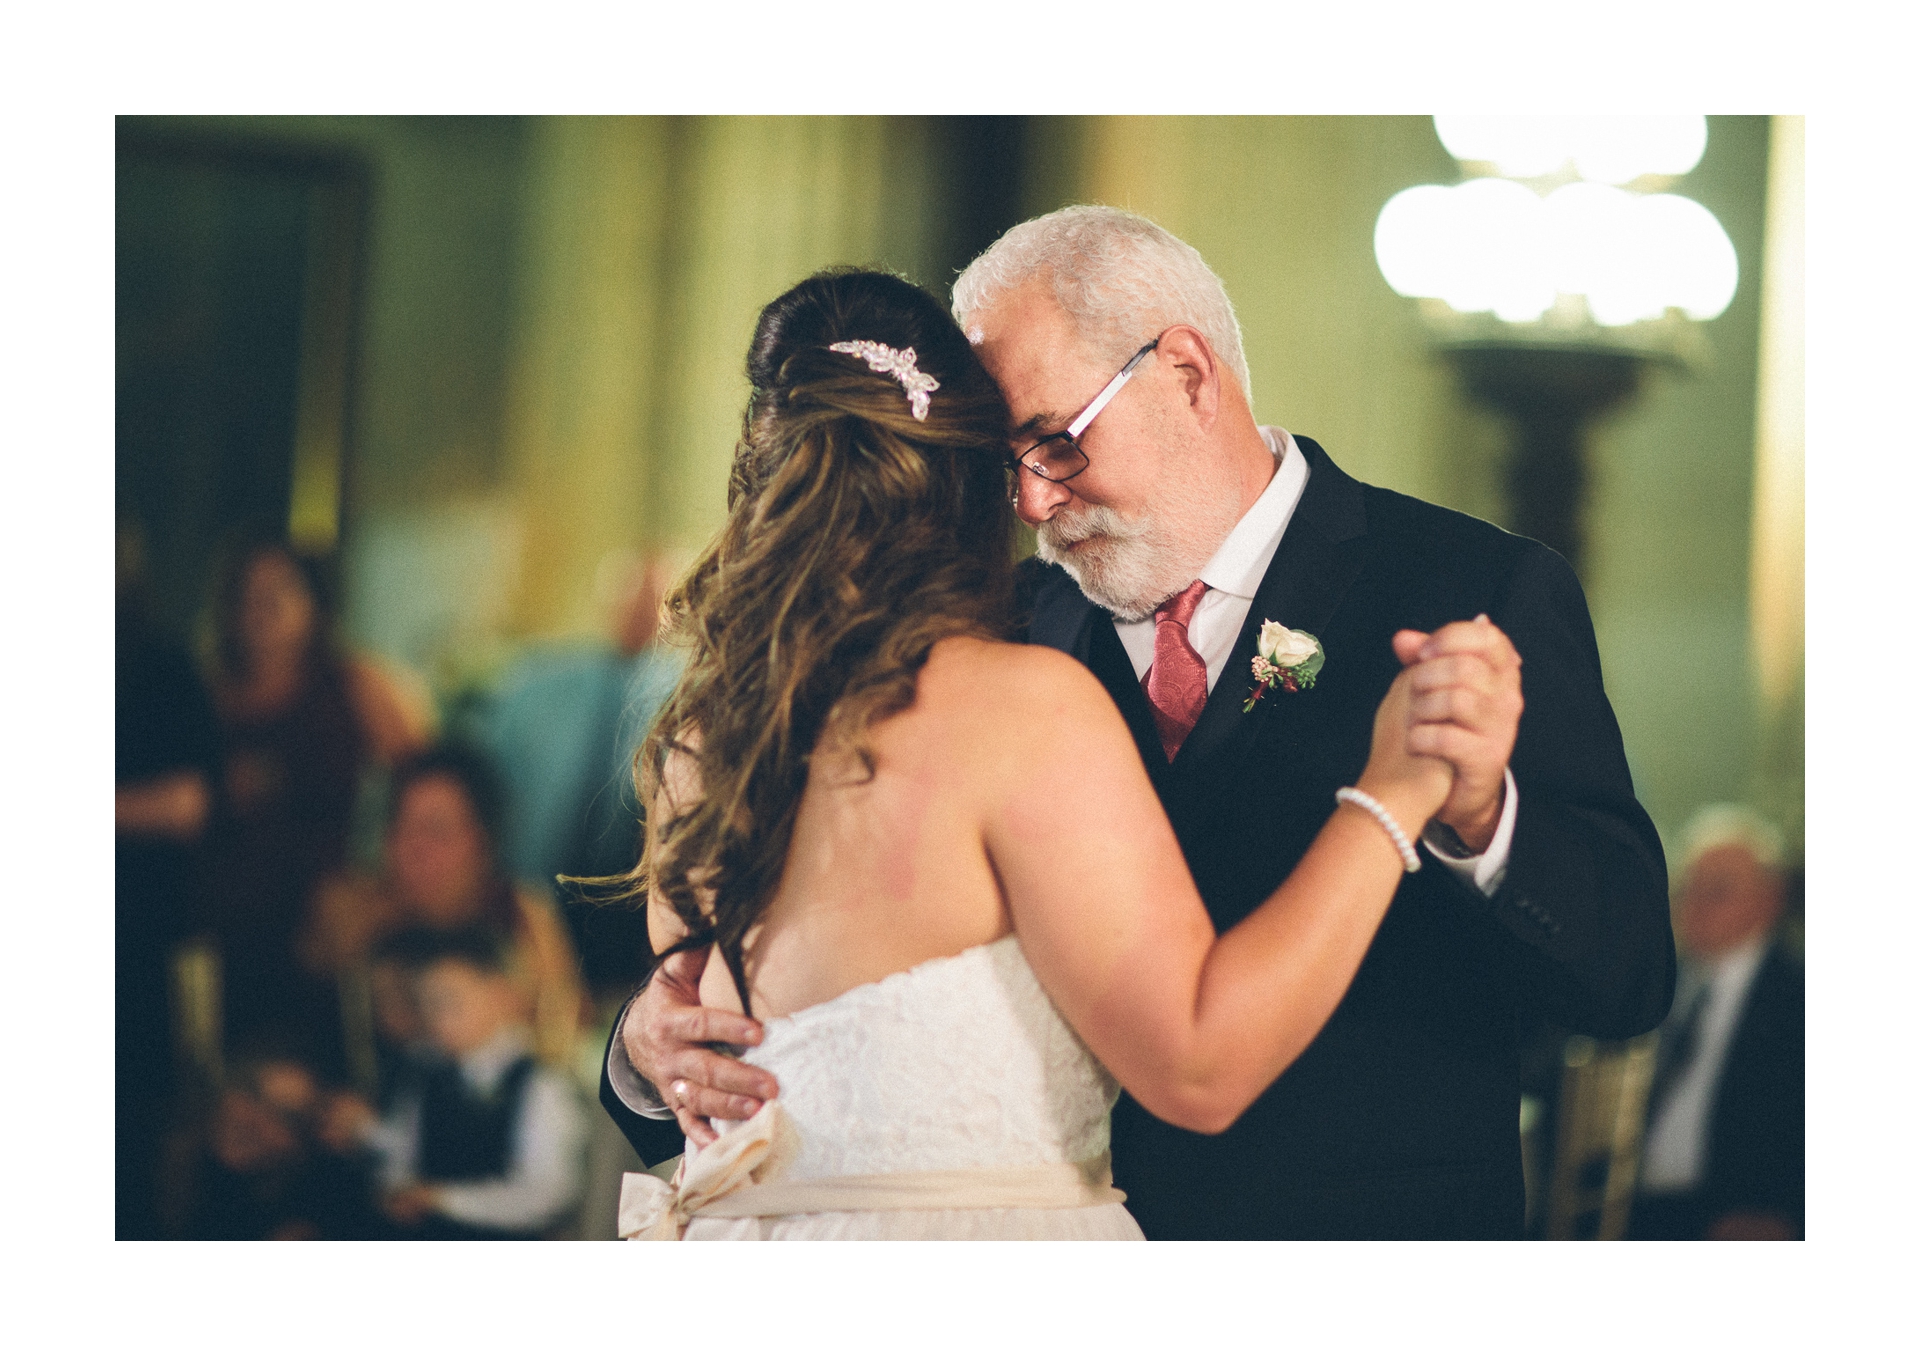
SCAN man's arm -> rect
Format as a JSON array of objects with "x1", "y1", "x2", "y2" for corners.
[
  {"x1": 598, "y1": 993, "x2": 694, "y2": 1167},
  {"x1": 1389, "y1": 616, "x2": 1521, "y2": 896},
  {"x1": 596, "y1": 946, "x2": 779, "y2": 1157},
  {"x1": 1458, "y1": 544, "x2": 1675, "y2": 1038},
  {"x1": 1423, "y1": 766, "x2": 1518, "y2": 896}
]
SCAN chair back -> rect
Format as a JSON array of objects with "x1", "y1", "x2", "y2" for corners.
[{"x1": 1544, "y1": 1032, "x2": 1659, "y2": 1240}]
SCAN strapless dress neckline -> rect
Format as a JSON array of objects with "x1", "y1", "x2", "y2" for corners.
[{"x1": 667, "y1": 931, "x2": 1142, "y2": 1239}]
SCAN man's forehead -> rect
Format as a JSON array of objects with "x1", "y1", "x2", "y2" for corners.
[{"x1": 968, "y1": 283, "x2": 1092, "y2": 428}]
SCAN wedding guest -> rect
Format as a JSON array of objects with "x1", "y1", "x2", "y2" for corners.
[
  {"x1": 466, "y1": 550, "x2": 685, "y2": 998},
  {"x1": 115, "y1": 519, "x2": 221, "y2": 1238},
  {"x1": 1631, "y1": 805, "x2": 1804, "y2": 1239},
  {"x1": 188, "y1": 1048, "x2": 384, "y2": 1240},
  {"x1": 355, "y1": 926, "x2": 444, "y2": 1112},
  {"x1": 200, "y1": 534, "x2": 431, "y2": 1078},
  {"x1": 344, "y1": 930, "x2": 589, "y2": 1239},
  {"x1": 303, "y1": 744, "x2": 587, "y2": 1073}
]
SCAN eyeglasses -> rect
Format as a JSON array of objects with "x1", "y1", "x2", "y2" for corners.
[{"x1": 1007, "y1": 337, "x2": 1161, "y2": 497}]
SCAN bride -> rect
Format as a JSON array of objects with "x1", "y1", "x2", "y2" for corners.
[{"x1": 618, "y1": 268, "x2": 1451, "y2": 1240}]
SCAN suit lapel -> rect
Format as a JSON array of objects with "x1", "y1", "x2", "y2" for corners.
[
  {"x1": 1021, "y1": 437, "x2": 1372, "y2": 803},
  {"x1": 1026, "y1": 565, "x2": 1096, "y2": 657},
  {"x1": 1169, "y1": 436, "x2": 1371, "y2": 791},
  {"x1": 1086, "y1": 612, "x2": 1170, "y2": 783}
]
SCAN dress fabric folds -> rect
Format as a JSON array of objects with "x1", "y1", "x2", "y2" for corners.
[{"x1": 637, "y1": 935, "x2": 1143, "y2": 1241}]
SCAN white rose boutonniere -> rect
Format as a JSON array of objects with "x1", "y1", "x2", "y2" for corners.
[{"x1": 1244, "y1": 620, "x2": 1326, "y2": 712}]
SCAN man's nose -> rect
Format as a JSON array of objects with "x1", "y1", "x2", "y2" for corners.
[{"x1": 1013, "y1": 465, "x2": 1074, "y2": 526}]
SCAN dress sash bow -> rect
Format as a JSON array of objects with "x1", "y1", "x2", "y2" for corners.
[
  {"x1": 619, "y1": 1100, "x2": 1127, "y2": 1240},
  {"x1": 618, "y1": 1099, "x2": 801, "y2": 1240}
]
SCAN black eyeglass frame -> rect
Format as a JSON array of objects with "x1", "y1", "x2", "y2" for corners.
[{"x1": 1006, "y1": 337, "x2": 1162, "y2": 495}]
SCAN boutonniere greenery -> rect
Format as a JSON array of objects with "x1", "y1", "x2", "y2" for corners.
[{"x1": 1244, "y1": 620, "x2": 1325, "y2": 712}]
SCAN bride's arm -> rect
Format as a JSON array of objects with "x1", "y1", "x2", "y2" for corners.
[{"x1": 982, "y1": 647, "x2": 1448, "y2": 1135}]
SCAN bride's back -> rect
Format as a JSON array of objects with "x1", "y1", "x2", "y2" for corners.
[
  {"x1": 640, "y1": 268, "x2": 1033, "y2": 1026},
  {"x1": 696, "y1": 634, "x2": 1031, "y2": 1019}
]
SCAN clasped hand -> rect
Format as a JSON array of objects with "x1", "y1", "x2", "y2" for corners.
[
  {"x1": 1391, "y1": 613, "x2": 1523, "y2": 854},
  {"x1": 624, "y1": 615, "x2": 1524, "y2": 1145}
]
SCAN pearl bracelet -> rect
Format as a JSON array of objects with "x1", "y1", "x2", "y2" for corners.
[{"x1": 1335, "y1": 786, "x2": 1422, "y2": 873}]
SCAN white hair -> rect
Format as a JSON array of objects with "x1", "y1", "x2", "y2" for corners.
[
  {"x1": 951, "y1": 204, "x2": 1254, "y2": 406},
  {"x1": 1677, "y1": 804, "x2": 1786, "y2": 878}
]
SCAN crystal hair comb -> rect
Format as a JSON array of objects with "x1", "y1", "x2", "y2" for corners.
[{"x1": 828, "y1": 340, "x2": 939, "y2": 421}]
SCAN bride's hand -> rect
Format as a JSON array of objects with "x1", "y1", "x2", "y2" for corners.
[{"x1": 1354, "y1": 666, "x2": 1454, "y2": 836}]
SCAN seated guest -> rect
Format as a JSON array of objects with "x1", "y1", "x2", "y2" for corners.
[
  {"x1": 304, "y1": 744, "x2": 587, "y2": 1072},
  {"x1": 190, "y1": 1049, "x2": 385, "y2": 1240},
  {"x1": 200, "y1": 534, "x2": 431, "y2": 1081},
  {"x1": 115, "y1": 520, "x2": 220, "y2": 1237},
  {"x1": 361, "y1": 928, "x2": 444, "y2": 1111},
  {"x1": 1631, "y1": 805, "x2": 1804, "y2": 1239},
  {"x1": 347, "y1": 930, "x2": 589, "y2": 1239}
]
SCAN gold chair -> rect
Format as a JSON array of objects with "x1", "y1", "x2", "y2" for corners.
[{"x1": 1544, "y1": 1032, "x2": 1659, "y2": 1239}]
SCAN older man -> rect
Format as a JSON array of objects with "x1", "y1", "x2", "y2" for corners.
[
  {"x1": 1631, "y1": 806, "x2": 1804, "y2": 1240},
  {"x1": 601, "y1": 206, "x2": 1675, "y2": 1239}
]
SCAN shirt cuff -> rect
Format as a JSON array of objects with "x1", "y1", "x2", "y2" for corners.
[
  {"x1": 1422, "y1": 767, "x2": 1518, "y2": 897},
  {"x1": 605, "y1": 996, "x2": 676, "y2": 1121}
]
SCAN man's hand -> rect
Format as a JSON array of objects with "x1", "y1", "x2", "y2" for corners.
[
  {"x1": 1392, "y1": 615, "x2": 1523, "y2": 853},
  {"x1": 621, "y1": 945, "x2": 780, "y2": 1149}
]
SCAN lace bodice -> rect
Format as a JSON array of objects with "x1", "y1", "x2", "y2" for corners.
[{"x1": 712, "y1": 935, "x2": 1119, "y2": 1182}]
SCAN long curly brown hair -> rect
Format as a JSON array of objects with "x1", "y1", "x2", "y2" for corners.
[{"x1": 638, "y1": 268, "x2": 1018, "y2": 1013}]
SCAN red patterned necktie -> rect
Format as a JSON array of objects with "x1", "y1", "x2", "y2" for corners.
[{"x1": 1143, "y1": 579, "x2": 1210, "y2": 762}]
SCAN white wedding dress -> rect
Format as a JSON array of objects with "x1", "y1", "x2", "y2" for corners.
[{"x1": 624, "y1": 934, "x2": 1144, "y2": 1240}]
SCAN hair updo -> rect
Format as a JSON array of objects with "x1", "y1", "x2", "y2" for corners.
[{"x1": 636, "y1": 268, "x2": 1018, "y2": 1011}]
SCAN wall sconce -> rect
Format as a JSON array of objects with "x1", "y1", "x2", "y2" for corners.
[{"x1": 1374, "y1": 116, "x2": 1738, "y2": 575}]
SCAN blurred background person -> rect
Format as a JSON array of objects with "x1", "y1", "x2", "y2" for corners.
[
  {"x1": 185, "y1": 1048, "x2": 386, "y2": 1240},
  {"x1": 1631, "y1": 805, "x2": 1804, "y2": 1239},
  {"x1": 331, "y1": 929, "x2": 589, "y2": 1239},
  {"x1": 115, "y1": 519, "x2": 219, "y2": 1239},
  {"x1": 459, "y1": 553, "x2": 684, "y2": 1237},
  {"x1": 200, "y1": 533, "x2": 432, "y2": 1080},
  {"x1": 465, "y1": 549, "x2": 685, "y2": 1002},
  {"x1": 304, "y1": 743, "x2": 586, "y2": 1081}
]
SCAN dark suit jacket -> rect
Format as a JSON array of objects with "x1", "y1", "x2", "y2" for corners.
[
  {"x1": 1699, "y1": 941, "x2": 1805, "y2": 1231},
  {"x1": 599, "y1": 436, "x2": 1678, "y2": 1233},
  {"x1": 600, "y1": 999, "x2": 694, "y2": 1169},
  {"x1": 1023, "y1": 437, "x2": 1674, "y2": 1239}
]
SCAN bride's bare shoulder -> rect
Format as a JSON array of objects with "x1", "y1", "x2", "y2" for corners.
[{"x1": 918, "y1": 635, "x2": 1120, "y2": 732}]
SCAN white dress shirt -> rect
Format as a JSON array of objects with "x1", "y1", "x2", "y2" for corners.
[
  {"x1": 1638, "y1": 937, "x2": 1770, "y2": 1194},
  {"x1": 367, "y1": 1024, "x2": 591, "y2": 1232},
  {"x1": 1115, "y1": 427, "x2": 1516, "y2": 896}
]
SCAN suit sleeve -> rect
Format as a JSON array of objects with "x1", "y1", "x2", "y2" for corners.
[
  {"x1": 596, "y1": 991, "x2": 688, "y2": 1167},
  {"x1": 1438, "y1": 542, "x2": 1677, "y2": 1038}
]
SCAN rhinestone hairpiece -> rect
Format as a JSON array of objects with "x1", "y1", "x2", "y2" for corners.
[{"x1": 828, "y1": 340, "x2": 939, "y2": 421}]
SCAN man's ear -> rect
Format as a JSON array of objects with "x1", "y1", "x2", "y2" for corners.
[{"x1": 1155, "y1": 325, "x2": 1220, "y2": 429}]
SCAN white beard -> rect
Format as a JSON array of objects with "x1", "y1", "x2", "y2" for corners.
[{"x1": 1036, "y1": 500, "x2": 1225, "y2": 623}]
